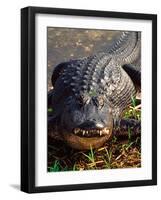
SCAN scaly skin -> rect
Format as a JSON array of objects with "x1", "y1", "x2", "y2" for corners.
[{"x1": 48, "y1": 31, "x2": 141, "y2": 150}]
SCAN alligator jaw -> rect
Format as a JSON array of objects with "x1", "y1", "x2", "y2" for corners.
[
  {"x1": 73, "y1": 127, "x2": 110, "y2": 137},
  {"x1": 62, "y1": 128, "x2": 112, "y2": 150}
]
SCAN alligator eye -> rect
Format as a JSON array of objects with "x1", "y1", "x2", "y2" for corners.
[{"x1": 93, "y1": 96, "x2": 104, "y2": 109}]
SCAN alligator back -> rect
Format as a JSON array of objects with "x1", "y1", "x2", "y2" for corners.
[{"x1": 51, "y1": 31, "x2": 140, "y2": 118}]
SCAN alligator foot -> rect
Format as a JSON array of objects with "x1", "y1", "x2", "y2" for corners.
[
  {"x1": 113, "y1": 118, "x2": 141, "y2": 138},
  {"x1": 48, "y1": 117, "x2": 63, "y2": 141}
]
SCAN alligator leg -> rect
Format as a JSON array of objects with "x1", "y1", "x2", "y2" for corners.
[
  {"x1": 113, "y1": 118, "x2": 141, "y2": 138},
  {"x1": 122, "y1": 64, "x2": 141, "y2": 88},
  {"x1": 51, "y1": 62, "x2": 67, "y2": 86},
  {"x1": 48, "y1": 116, "x2": 63, "y2": 141},
  {"x1": 48, "y1": 90, "x2": 63, "y2": 141}
]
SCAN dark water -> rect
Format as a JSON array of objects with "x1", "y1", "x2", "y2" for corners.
[{"x1": 47, "y1": 28, "x2": 121, "y2": 90}]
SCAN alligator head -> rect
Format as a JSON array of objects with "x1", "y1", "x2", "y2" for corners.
[{"x1": 56, "y1": 92, "x2": 113, "y2": 150}]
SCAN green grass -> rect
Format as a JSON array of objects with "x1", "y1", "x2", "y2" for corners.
[
  {"x1": 103, "y1": 148, "x2": 112, "y2": 168},
  {"x1": 48, "y1": 108, "x2": 53, "y2": 112},
  {"x1": 128, "y1": 126, "x2": 132, "y2": 142},
  {"x1": 123, "y1": 96, "x2": 141, "y2": 121},
  {"x1": 48, "y1": 160, "x2": 61, "y2": 172},
  {"x1": 48, "y1": 160, "x2": 79, "y2": 172},
  {"x1": 82, "y1": 146, "x2": 95, "y2": 163},
  {"x1": 131, "y1": 96, "x2": 136, "y2": 107}
]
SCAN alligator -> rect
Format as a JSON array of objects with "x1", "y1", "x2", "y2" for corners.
[{"x1": 48, "y1": 31, "x2": 141, "y2": 150}]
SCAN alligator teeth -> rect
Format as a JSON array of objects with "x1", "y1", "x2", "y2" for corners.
[
  {"x1": 104, "y1": 128, "x2": 109, "y2": 134},
  {"x1": 74, "y1": 128, "x2": 80, "y2": 134},
  {"x1": 106, "y1": 129, "x2": 109, "y2": 134},
  {"x1": 73, "y1": 127, "x2": 110, "y2": 137}
]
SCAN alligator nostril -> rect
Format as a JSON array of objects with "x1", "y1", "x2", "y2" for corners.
[
  {"x1": 95, "y1": 123, "x2": 104, "y2": 128},
  {"x1": 78, "y1": 121, "x2": 104, "y2": 129}
]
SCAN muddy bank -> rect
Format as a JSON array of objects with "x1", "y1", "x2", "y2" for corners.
[{"x1": 47, "y1": 28, "x2": 120, "y2": 89}]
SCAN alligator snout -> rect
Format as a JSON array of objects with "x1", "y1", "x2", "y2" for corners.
[{"x1": 78, "y1": 121, "x2": 104, "y2": 129}]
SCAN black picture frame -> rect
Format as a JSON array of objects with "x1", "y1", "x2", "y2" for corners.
[{"x1": 21, "y1": 6, "x2": 157, "y2": 193}]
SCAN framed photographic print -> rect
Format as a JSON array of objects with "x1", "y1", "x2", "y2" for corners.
[{"x1": 21, "y1": 6, "x2": 157, "y2": 193}]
